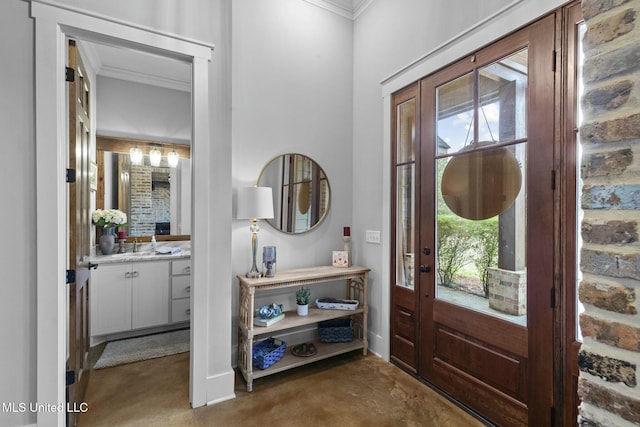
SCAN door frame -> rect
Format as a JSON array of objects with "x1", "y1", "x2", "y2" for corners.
[{"x1": 32, "y1": 2, "x2": 215, "y2": 425}]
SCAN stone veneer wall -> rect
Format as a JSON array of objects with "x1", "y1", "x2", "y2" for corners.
[
  {"x1": 578, "y1": 0, "x2": 640, "y2": 425},
  {"x1": 487, "y1": 267, "x2": 527, "y2": 315}
]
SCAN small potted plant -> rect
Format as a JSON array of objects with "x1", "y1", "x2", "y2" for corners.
[{"x1": 296, "y1": 287, "x2": 311, "y2": 316}]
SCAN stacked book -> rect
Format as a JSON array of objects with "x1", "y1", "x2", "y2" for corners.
[{"x1": 253, "y1": 312, "x2": 285, "y2": 327}]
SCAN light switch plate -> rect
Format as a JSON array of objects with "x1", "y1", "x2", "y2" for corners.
[{"x1": 365, "y1": 230, "x2": 381, "y2": 244}]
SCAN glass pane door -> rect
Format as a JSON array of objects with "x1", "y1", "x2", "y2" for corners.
[{"x1": 435, "y1": 49, "x2": 529, "y2": 325}]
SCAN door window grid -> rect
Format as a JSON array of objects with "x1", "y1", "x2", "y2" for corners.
[{"x1": 434, "y1": 49, "x2": 529, "y2": 325}]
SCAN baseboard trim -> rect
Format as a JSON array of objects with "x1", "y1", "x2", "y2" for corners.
[{"x1": 205, "y1": 369, "x2": 236, "y2": 406}]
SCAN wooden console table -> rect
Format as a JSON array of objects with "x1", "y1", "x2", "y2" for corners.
[{"x1": 237, "y1": 265, "x2": 370, "y2": 392}]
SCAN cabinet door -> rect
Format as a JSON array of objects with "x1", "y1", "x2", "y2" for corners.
[
  {"x1": 91, "y1": 263, "x2": 133, "y2": 335},
  {"x1": 132, "y1": 262, "x2": 170, "y2": 329},
  {"x1": 172, "y1": 275, "x2": 191, "y2": 299}
]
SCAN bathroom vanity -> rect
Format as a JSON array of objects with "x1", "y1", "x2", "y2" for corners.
[{"x1": 90, "y1": 248, "x2": 191, "y2": 345}]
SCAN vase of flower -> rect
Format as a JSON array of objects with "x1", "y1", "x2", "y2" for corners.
[
  {"x1": 92, "y1": 209, "x2": 128, "y2": 255},
  {"x1": 99, "y1": 226, "x2": 116, "y2": 255}
]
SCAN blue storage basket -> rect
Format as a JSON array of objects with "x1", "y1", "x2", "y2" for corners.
[
  {"x1": 318, "y1": 318, "x2": 353, "y2": 343},
  {"x1": 252, "y1": 338, "x2": 286, "y2": 369}
]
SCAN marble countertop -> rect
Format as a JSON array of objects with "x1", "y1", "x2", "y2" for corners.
[{"x1": 91, "y1": 241, "x2": 191, "y2": 264}]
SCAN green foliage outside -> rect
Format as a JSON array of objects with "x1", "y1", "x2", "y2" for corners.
[
  {"x1": 435, "y1": 158, "x2": 500, "y2": 296},
  {"x1": 470, "y1": 218, "x2": 499, "y2": 296},
  {"x1": 436, "y1": 215, "x2": 474, "y2": 287},
  {"x1": 436, "y1": 215, "x2": 499, "y2": 296}
]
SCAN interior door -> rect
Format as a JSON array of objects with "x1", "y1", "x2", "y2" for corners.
[
  {"x1": 418, "y1": 16, "x2": 555, "y2": 426},
  {"x1": 67, "y1": 39, "x2": 92, "y2": 427}
]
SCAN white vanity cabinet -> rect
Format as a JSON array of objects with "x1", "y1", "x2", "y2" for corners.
[
  {"x1": 91, "y1": 261, "x2": 169, "y2": 336},
  {"x1": 170, "y1": 259, "x2": 191, "y2": 323}
]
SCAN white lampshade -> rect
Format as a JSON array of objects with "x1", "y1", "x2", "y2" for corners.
[{"x1": 237, "y1": 187, "x2": 274, "y2": 220}]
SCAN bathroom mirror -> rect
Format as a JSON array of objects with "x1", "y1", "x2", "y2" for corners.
[
  {"x1": 258, "y1": 153, "x2": 330, "y2": 234},
  {"x1": 96, "y1": 136, "x2": 191, "y2": 241}
]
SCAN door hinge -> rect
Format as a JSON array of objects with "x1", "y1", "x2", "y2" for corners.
[
  {"x1": 65, "y1": 66, "x2": 75, "y2": 82},
  {"x1": 550, "y1": 405, "x2": 556, "y2": 425},
  {"x1": 66, "y1": 168, "x2": 76, "y2": 183},
  {"x1": 551, "y1": 169, "x2": 556, "y2": 191},
  {"x1": 550, "y1": 287, "x2": 556, "y2": 309},
  {"x1": 66, "y1": 370, "x2": 75, "y2": 386},
  {"x1": 552, "y1": 50, "x2": 557, "y2": 72},
  {"x1": 66, "y1": 269, "x2": 75, "y2": 284}
]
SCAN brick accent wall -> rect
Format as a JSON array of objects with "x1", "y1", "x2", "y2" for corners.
[
  {"x1": 578, "y1": 0, "x2": 640, "y2": 425},
  {"x1": 129, "y1": 164, "x2": 171, "y2": 236}
]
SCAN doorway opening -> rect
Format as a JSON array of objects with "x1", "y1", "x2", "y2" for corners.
[{"x1": 32, "y1": 3, "x2": 214, "y2": 424}]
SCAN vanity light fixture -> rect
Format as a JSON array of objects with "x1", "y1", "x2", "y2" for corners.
[
  {"x1": 129, "y1": 146, "x2": 143, "y2": 165},
  {"x1": 237, "y1": 186, "x2": 274, "y2": 278},
  {"x1": 167, "y1": 148, "x2": 179, "y2": 168},
  {"x1": 149, "y1": 146, "x2": 162, "y2": 167}
]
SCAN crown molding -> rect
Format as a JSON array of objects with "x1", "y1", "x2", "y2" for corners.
[
  {"x1": 98, "y1": 65, "x2": 190, "y2": 92},
  {"x1": 302, "y1": 0, "x2": 374, "y2": 20},
  {"x1": 352, "y1": 0, "x2": 374, "y2": 19}
]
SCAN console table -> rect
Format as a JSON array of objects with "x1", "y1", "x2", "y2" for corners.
[{"x1": 237, "y1": 265, "x2": 370, "y2": 392}]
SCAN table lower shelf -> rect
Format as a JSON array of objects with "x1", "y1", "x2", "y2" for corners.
[{"x1": 249, "y1": 338, "x2": 365, "y2": 381}]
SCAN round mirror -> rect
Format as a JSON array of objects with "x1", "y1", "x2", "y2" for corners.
[
  {"x1": 258, "y1": 153, "x2": 330, "y2": 233},
  {"x1": 441, "y1": 146, "x2": 522, "y2": 220}
]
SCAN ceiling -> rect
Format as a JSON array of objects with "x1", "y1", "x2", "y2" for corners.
[{"x1": 78, "y1": 40, "x2": 191, "y2": 93}]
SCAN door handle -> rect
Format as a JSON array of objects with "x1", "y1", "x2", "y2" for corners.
[
  {"x1": 88, "y1": 262, "x2": 98, "y2": 270},
  {"x1": 419, "y1": 265, "x2": 431, "y2": 273},
  {"x1": 422, "y1": 247, "x2": 431, "y2": 255}
]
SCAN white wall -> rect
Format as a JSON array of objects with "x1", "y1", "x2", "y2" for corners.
[
  {"x1": 96, "y1": 76, "x2": 191, "y2": 143},
  {"x1": 0, "y1": 1, "x2": 37, "y2": 425},
  {"x1": 230, "y1": 0, "x2": 354, "y2": 349}
]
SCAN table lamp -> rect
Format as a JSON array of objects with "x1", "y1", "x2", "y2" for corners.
[{"x1": 237, "y1": 186, "x2": 274, "y2": 278}]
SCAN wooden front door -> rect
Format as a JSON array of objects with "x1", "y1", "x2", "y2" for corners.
[
  {"x1": 67, "y1": 40, "x2": 92, "y2": 427},
  {"x1": 417, "y1": 15, "x2": 556, "y2": 426}
]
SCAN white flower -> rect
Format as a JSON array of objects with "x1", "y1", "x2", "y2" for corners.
[{"x1": 92, "y1": 209, "x2": 127, "y2": 227}]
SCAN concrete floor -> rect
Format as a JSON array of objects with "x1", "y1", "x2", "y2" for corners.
[{"x1": 77, "y1": 351, "x2": 487, "y2": 426}]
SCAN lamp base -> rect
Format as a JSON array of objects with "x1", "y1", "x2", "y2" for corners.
[{"x1": 246, "y1": 269, "x2": 262, "y2": 279}]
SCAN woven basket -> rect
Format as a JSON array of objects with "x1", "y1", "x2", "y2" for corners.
[
  {"x1": 252, "y1": 338, "x2": 286, "y2": 369},
  {"x1": 318, "y1": 318, "x2": 353, "y2": 343}
]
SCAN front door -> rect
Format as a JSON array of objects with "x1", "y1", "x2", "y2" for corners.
[
  {"x1": 418, "y1": 15, "x2": 555, "y2": 426},
  {"x1": 67, "y1": 40, "x2": 92, "y2": 427}
]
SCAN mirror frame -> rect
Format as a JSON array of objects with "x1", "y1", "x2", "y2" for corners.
[
  {"x1": 257, "y1": 153, "x2": 331, "y2": 234},
  {"x1": 96, "y1": 135, "x2": 191, "y2": 242}
]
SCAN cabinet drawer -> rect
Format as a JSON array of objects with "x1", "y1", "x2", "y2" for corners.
[
  {"x1": 172, "y1": 275, "x2": 191, "y2": 299},
  {"x1": 172, "y1": 299, "x2": 191, "y2": 323},
  {"x1": 172, "y1": 259, "x2": 191, "y2": 276}
]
